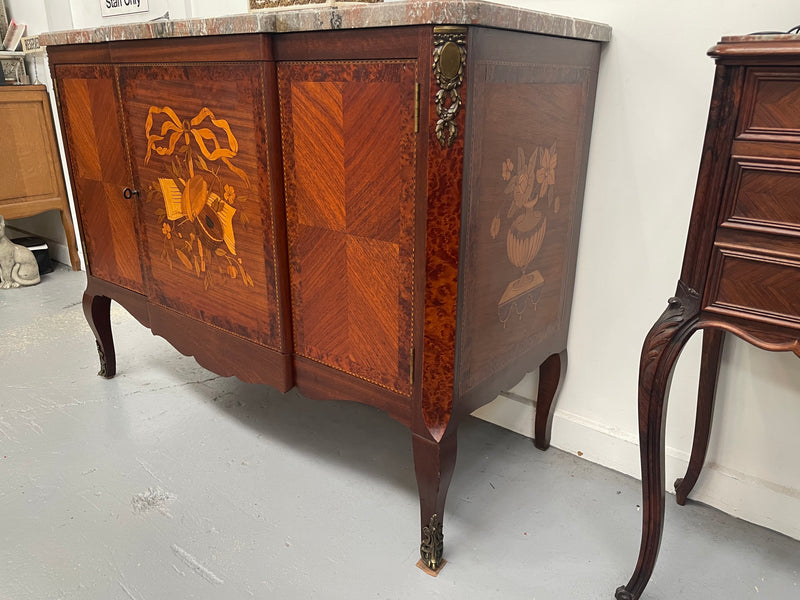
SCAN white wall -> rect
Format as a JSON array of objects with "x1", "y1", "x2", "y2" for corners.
[
  {"x1": 8, "y1": 0, "x2": 800, "y2": 540},
  {"x1": 475, "y1": 0, "x2": 800, "y2": 541}
]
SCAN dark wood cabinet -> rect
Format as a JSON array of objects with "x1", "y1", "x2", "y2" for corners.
[
  {"x1": 46, "y1": 11, "x2": 605, "y2": 571},
  {"x1": 617, "y1": 34, "x2": 800, "y2": 600}
]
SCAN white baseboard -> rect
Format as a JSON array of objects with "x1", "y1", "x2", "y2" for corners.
[
  {"x1": 46, "y1": 240, "x2": 75, "y2": 268},
  {"x1": 472, "y1": 394, "x2": 800, "y2": 541}
]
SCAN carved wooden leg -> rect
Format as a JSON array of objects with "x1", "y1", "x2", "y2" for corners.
[
  {"x1": 412, "y1": 431, "x2": 457, "y2": 574},
  {"x1": 82, "y1": 292, "x2": 116, "y2": 379},
  {"x1": 674, "y1": 328, "x2": 725, "y2": 505},
  {"x1": 616, "y1": 285, "x2": 701, "y2": 600},
  {"x1": 534, "y1": 348, "x2": 568, "y2": 451}
]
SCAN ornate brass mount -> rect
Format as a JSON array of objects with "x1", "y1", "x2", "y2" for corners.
[
  {"x1": 96, "y1": 340, "x2": 110, "y2": 378},
  {"x1": 432, "y1": 26, "x2": 467, "y2": 148},
  {"x1": 419, "y1": 513, "x2": 444, "y2": 571}
]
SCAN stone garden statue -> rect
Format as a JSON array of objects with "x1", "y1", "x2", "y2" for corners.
[{"x1": 0, "y1": 215, "x2": 41, "y2": 288}]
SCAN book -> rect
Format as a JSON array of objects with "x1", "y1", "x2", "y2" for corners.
[{"x1": 2, "y1": 19, "x2": 26, "y2": 52}]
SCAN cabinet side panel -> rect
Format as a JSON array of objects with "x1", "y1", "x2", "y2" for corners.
[
  {"x1": 279, "y1": 60, "x2": 417, "y2": 396},
  {"x1": 458, "y1": 29, "x2": 600, "y2": 394},
  {"x1": 118, "y1": 62, "x2": 283, "y2": 349},
  {"x1": 55, "y1": 65, "x2": 144, "y2": 292}
]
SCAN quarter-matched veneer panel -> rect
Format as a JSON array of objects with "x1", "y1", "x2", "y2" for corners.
[
  {"x1": 55, "y1": 65, "x2": 143, "y2": 291},
  {"x1": 279, "y1": 59, "x2": 417, "y2": 396}
]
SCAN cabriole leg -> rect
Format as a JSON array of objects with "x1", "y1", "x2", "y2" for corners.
[
  {"x1": 412, "y1": 431, "x2": 457, "y2": 575},
  {"x1": 616, "y1": 285, "x2": 700, "y2": 600},
  {"x1": 82, "y1": 292, "x2": 116, "y2": 379},
  {"x1": 674, "y1": 328, "x2": 725, "y2": 505},
  {"x1": 534, "y1": 348, "x2": 568, "y2": 451}
]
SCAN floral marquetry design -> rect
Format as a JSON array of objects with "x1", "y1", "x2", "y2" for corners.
[
  {"x1": 491, "y1": 143, "x2": 560, "y2": 326},
  {"x1": 144, "y1": 106, "x2": 254, "y2": 290}
]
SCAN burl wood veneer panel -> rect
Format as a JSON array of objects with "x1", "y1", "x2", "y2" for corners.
[
  {"x1": 278, "y1": 60, "x2": 417, "y2": 396},
  {"x1": 55, "y1": 65, "x2": 144, "y2": 292},
  {"x1": 118, "y1": 62, "x2": 283, "y2": 349},
  {"x1": 458, "y1": 30, "x2": 599, "y2": 392}
]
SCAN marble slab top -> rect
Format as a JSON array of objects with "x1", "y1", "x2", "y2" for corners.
[
  {"x1": 39, "y1": 0, "x2": 611, "y2": 47},
  {"x1": 719, "y1": 33, "x2": 800, "y2": 43},
  {"x1": 710, "y1": 33, "x2": 800, "y2": 57}
]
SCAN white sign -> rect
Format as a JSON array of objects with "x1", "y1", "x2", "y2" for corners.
[{"x1": 101, "y1": 0, "x2": 149, "y2": 18}]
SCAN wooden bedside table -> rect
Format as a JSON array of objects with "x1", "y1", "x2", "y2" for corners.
[{"x1": 617, "y1": 34, "x2": 800, "y2": 599}]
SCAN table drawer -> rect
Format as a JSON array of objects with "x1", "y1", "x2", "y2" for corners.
[
  {"x1": 719, "y1": 158, "x2": 800, "y2": 234},
  {"x1": 704, "y1": 247, "x2": 800, "y2": 328},
  {"x1": 738, "y1": 69, "x2": 800, "y2": 141}
]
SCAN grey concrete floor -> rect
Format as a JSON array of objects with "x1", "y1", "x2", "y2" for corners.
[{"x1": 1, "y1": 264, "x2": 798, "y2": 600}]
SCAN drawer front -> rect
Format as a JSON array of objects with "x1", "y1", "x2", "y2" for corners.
[
  {"x1": 705, "y1": 248, "x2": 800, "y2": 328},
  {"x1": 720, "y1": 158, "x2": 800, "y2": 234},
  {"x1": 738, "y1": 69, "x2": 800, "y2": 141}
]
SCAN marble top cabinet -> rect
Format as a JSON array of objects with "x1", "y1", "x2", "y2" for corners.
[{"x1": 44, "y1": 1, "x2": 610, "y2": 572}]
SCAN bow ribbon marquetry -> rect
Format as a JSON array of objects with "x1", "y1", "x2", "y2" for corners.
[{"x1": 145, "y1": 106, "x2": 249, "y2": 186}]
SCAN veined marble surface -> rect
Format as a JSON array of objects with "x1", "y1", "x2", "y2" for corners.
[{"x1": 39, "y1": 0, "x2": 611, "y2": 47}]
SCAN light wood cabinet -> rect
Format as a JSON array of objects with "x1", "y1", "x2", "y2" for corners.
[{"x1": 0, "y1": 85, "x2": 80, "y2": 270}]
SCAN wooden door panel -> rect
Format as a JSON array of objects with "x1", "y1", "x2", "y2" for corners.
[
  {"x1": 118, "y1": 62, "x2": 283, "y2": 349},
  {"x1": 55, "y1": 65, "x2": 144, "y2": 291},
  {"x1": 279, "y1": 60, "x2": 417, "y2": 395}
]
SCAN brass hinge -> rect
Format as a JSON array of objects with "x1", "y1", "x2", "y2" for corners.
[
  {"x1": 410, "y1": 347, "x2": 416, "y2": 386},
  {"x1": 414, "y1": 82, "x2": 420, "y2": 133}
]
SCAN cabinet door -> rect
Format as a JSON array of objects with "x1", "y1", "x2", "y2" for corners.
[
  {"x1": 54, "y1": 65, "x2": 144, "y2": 292},
  {"x1": 278, "y1": 60, "x2": 418, "y2": 396},
  {"x1": 118, "y1": 62, "x2": 283, "y2": 350}
]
